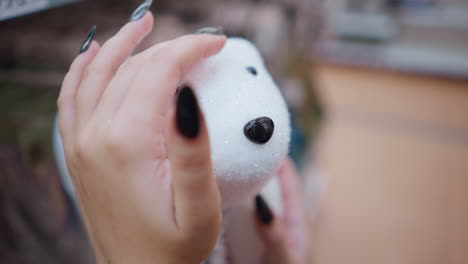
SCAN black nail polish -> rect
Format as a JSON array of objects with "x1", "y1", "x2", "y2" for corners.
[
  {"x1": 79, "y1": 25, "x2": 96, "y2": 54},
  {"x1": 193, "y1": 26, "x2": 224, "y2": 35},
  {"x1": 129, "y1": 0, "x2": 152, "y2": 22},
  {"x1": 255, "y1": 195, "x2": 274, "y2": 225},
  {"x1": 176, "y1": 86, "x2": 200, "y2": 139}
]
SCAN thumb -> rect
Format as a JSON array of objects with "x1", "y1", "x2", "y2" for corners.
[{"x1": 167, "y1": 86, "x2": 221, "y2": 239}]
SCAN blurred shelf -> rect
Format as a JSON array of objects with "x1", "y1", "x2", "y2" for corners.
[
  {"x1": 332, "y1": 11, "x2": 398, "y2": 42},
  {"x1": 400, "y1": 5, "x2": 468, "y2": 30},
  {"x1": 0, "y1": 0, "x2": 85, "y2": 22},
  {"x1": 315, "y1": 40, "x2": 468, "y2": 80}
]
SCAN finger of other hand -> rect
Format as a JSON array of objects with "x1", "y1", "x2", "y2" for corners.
[{"x1": 254, "y1": 195, "x2": 292, "y2": 264}]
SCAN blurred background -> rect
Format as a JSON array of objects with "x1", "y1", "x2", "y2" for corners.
[{"x1": 0, "y1": 0, "x2": 467, "y2": 263}]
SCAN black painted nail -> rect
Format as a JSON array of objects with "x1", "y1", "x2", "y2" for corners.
[
  {"x1": 193, "y1": 26, "x2": 224, "y2": 35},
  {"x1": 79, "y1": 25, "x2": 96, "y2": 54},
  {"x1": 176, "y1": 86, "x2": 200, "y2": 139},
  {"x1": 255, "y1": 195, "x2": 274, "y2": 225},
  {"x1": 129, "y1": 0, "x2": 152, "y2": 22}
]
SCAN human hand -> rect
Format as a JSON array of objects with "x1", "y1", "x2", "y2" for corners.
[
  {"x1": 57, "y1": 3, "x2": 226, "y2": 264},
  {"x1": 255, "y1": 159, "x2": 311, "y2": 264}
]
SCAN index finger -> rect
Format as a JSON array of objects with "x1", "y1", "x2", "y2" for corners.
[{"x1": 117, "y1": 34, "x2": 226, "y2": 125}]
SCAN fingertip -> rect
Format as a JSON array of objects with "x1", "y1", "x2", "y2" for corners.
[
  {"x1": 199, "y1": 34, "x2": 227, "y2": 57},
  {"x1": 66, "y1": 40, "x2": 100, "y2": 80},
  {"x1": 168, "y1": 86, "x2": 210, "y2": 154},
  {"x1": 174, "y1": 86, "x2": 201, "y2": 140},
  {"x1": 255, "y1": 195, "x2": 274, "y2": 225},
  {"x1": 126, "y1": 12, "x2": 154, "y2": 38},
  {"x1": 167, "y1": 91, "x2": 219, "y2": 234},
  {"x1": 278, "y1": 158, "x2": 306, "y2": 224},
  {"x1": 212, "y1": 35, "x2": 227, "y2": 54},
  {"x1": 279, "y1": 158, "x2": 300, "y2": 187},
  {"x1": 147, "y1": 10, "x2": 155, "y2": 25},
  {"x1": 207, "y1": 33, "x2": 227, "y2": 46},
  {"x1": 254, "y1": 196, "x2": 286, "y2": 248},
  {"x1": 178, "y1": 33, "x2": 227, "y2": 57},
  {"x1": 138, "y1": 11, "x2": 154, "y2": 35},
  {"x1": 118, "y1": 11, "x2": 154, "y2": 42},
  {"x1": 75, "y1": 40, "x2": 100, "y2": 60},
  {"x1": 167, "y1": 86, "x2": 211, "y2": 180},
  {"x1": 87, "y1": 40, "x2": 101, "y2": 53},
  {"x1": 67, "y1": 41, "x2": 100, "y2": 78},
  {"x1": 279, "y1": 158, "x2": 295, "y2": 175}
]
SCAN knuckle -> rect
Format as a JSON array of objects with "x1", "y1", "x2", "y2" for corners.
[
  {"x1": 179, "y1": 142, "x2": 210, "y2": 166},
  {"x1": 120, "y1": 57, "x2": 138, "y2": 73},
  {"x1": 105, "y1": 129, "x2": 122, "y2": 150},
  {"x1": 177, "y1": 154, "x2": 209, "y2": 175},
  {"x1": 74, "y1": 134, "x2": 91, "y2": 163},
  {"x1": 177, "y1": 166, "x2": 213, "y2": 195},
  {"x1": 104, "y1": 126, "x2": 128, "y2": 153},
  {"x1": 73, "y1": 126, "x2": 99, "y2": 163},
  {"x1": 83, "y1": 63, "x2": 104, "y2": 80}
]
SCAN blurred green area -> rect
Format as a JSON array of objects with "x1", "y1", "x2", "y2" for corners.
[{"x1": 0, "y1": 80, "x2": 59, "y2": 165}]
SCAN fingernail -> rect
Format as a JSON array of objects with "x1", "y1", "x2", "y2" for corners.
[
  {"x1": 255, "y1": 195, "x2": 274, "y2": 225},
  {"x1": 79, "y1": 25, "x2": 96, "y2": 54},
  {"x1": 129, "y1": 0, "x2": 152, "y2": 22},
  {"x1": 193, "y1": 26, "x2": 224, "y2": 35},
  {"x1": 176, "y1": 86, "x2": 200, "y2": 139}
]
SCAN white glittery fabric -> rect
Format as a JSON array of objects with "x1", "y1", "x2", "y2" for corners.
[{"x1": 184, "y1": 38, "x2": 290, "y2": 208}]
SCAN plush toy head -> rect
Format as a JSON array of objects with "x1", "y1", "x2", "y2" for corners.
[
  {"x1": 183, "y1": 38, "x2": 290, "y2": 208},
  {"x1": 54, "y1": 38, "x2": 290, "y2": 209}
]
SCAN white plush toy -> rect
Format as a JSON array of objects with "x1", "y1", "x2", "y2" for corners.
[{"x1": 53, "y1": 37, "x2": 291, "y2": 264}]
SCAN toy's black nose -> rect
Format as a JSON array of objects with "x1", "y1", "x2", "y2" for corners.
[{"x1": 244, "y1": 117, "x2": 274, "y2": 144}]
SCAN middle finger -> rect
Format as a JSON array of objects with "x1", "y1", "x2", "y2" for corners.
[{"x1": 93, "y1": 41, "x2": 172, "y2": 120}]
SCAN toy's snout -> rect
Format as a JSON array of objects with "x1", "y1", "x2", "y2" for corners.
[{"x1": 244, "y1": 117, "x2": 274, "y2": 144}]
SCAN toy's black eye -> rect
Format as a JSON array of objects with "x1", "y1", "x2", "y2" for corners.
[{"x1": 246, "y1": 66, "x2": 258, "y2": 76}]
